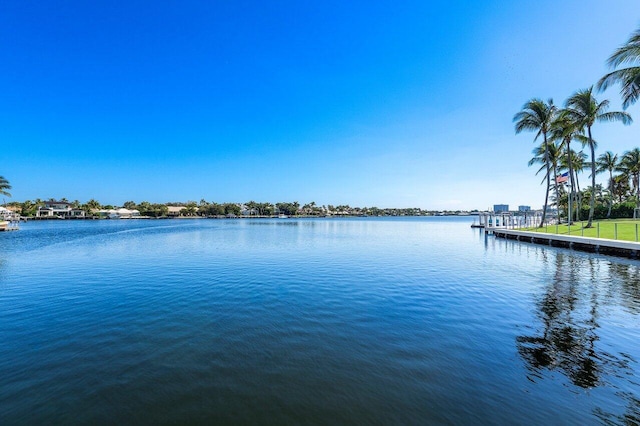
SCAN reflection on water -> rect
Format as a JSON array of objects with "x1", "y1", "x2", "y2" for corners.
[
  {"x1": 515, "y1": 250, "x2": 640, "y2": 422},
  {"x1": 595, "y1": 392, "x2": 640, "y2": 425},
  {"x1": 517, "y1": 253, "x2": 601, "y2": 388},
  {"x1": 2, "y1": 218, "x2": 640, "y2": 424}
]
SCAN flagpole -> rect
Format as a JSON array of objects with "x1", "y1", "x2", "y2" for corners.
[
  {"x1": 567, "y1": 178, "x2": 571, "y2": 226},
  {"x1": 568, "y1": 172, "x2": 572, "y2": 226}
]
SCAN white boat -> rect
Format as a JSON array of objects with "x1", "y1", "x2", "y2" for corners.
[
  {"x1": 0, "y1": 207, "x2": 20, "y2": 230},
  {"x1": 278, "y1": 213, "x2": 288, "y2": 219}
]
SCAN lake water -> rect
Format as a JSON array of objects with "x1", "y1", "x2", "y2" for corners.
[{"x1": 1, "y1": 217, "x2": 639, "y2": 424}]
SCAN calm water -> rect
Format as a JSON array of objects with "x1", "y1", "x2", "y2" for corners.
[{"x1": 1, "y1": 217, "x2": 639, "y2": 424}]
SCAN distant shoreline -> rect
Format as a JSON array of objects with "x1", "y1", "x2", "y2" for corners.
[{"x1": 20, "y1": 214, "x2": 475, "y2": 221}]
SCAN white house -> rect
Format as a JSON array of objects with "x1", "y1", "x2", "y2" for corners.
[
  {"x1": 36, "y1": 201, "x2": 85, "y2": 218},
  {"x1": 97, "y1": 208, "x2": 141, "y2": 219}
]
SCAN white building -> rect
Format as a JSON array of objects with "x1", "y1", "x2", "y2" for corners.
[{"x1": 36, "y1": 201, "x2": 85, "y2": 218}]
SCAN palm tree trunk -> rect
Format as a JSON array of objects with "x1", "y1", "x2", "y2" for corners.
[
  {"x1": 539, "y1": 134, "x2": 550, "y2": 227},
  {"x1": 566, "y1": 138, "x2": 574, "y2": 225},
  {"x1": 607, "y1": 169, "x2": 613, "y2": 218},
  {"x1": 553, "y1": 164, "x2": 561, "y2": 222},
  {"x1": 575, "y1": 172, "x2": 582, "y2": 221},
  {"x1": 569, "y1": 167, "x2": 577, "y2": 222},
  {"x1": 587, "y1": 127, "x2": 596, "y2": 228},
  {"x1": 636, "y1": 173, "x2": 640, "y2": 207}
]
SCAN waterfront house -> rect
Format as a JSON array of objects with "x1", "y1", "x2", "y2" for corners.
[
  {"x1": 167, "y1": 206, "x2": 184, "y2": 217},
  {"x1": 36, "y1": 200, "x2": 86, "y2": 219},
  {"x1": 115, "y1": 208, "x2": 140, "y2": 219},
  {"x1": 97, "y1": 208, "x2": 141, "y2": 219}
]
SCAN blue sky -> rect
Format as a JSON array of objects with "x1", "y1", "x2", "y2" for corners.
[{"x1": 1, "y1": 1, "x2": 639, "y2": 209}]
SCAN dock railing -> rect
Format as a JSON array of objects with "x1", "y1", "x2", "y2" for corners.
[
  {"x1": 478, "y1": 212, "x2": 544, "y2": 229},
  {"x1": 517, "y1": 220, "x2": 640, "y2": 242}
]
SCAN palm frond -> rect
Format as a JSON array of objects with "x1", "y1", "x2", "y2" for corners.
[
  {"x1": 598, "y1": 111, "x2": 633, "y2": 125},
  {"x1": 607, "y1": 29, "x2": 640, "y2": 68}
]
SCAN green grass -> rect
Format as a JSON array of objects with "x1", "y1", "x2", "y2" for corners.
[{"x1": 519, "y1": 219, "x2": 640, "y2": 242}]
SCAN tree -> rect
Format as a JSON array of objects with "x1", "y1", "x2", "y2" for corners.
[
  {"x1": 612, "y1": 174, "x2": 631, "y2": 203},
  {"x1": 20, "y1": 200, "x2": 36, "y2": 217},
  {"x1": 529, "y1": 141, "x2": 563, "y2": 218},
  {"x1": 514, "y1": 99, "x2": 557, "y2": 227},
  {"x1": 619, "y1": 148, "x2": 640, "y2": 213},
  {"x1": 82, "y1": 199, "x2": 101, "y2": 214},
  {"x1": 181, "y1": 202, "x2": 198, "y2": 216},
  {"x1": 223, "y1": 203, "x2": 241, "y2": 216},
  {"x1": 551, "y1": 110, "x2": 583, "y2": 223},
  {"x1": 565, "y1": 87, "x2": 632, "y2": 227},
  {"x1": 596, "y1": 151, "x2": 619, "y2": 218},
  {"x1": 123, "y1": 201, "x2": 137, "y2": 210},
  {"x1": 0, "y1": 176, "x2": 12, "y2": 197},
  {"x1": 562, "y1": 150, "x2": 588, "y2": 220},
  {"x1": 597, "y1": 27, "x2": 640, "y2": 109},
  {"x1": 137, "y1": 202, "x2": 168, "y2": 217}
]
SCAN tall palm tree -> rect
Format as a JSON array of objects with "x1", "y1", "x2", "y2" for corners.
[
  {"x1": 514, "y1": 98, "x2": 557, "y2": 227},
  {"x1": 565, "y1": 87, "x2": 632, "y2": 227},
  {"x1": 596, "y1": 151, "x2": 619, "y2": 218},
  {"x1": 550, "y1": 110, "x2": 583, "y2": 224},
  {"x1": 529, "y1": 141, "x2": 563, "y2": 218},
  {"x1": 597, "y1": 27, "x2": 640, "y2": 109},
  {"x1": 619, "y1": 148, "x2": 640, "y2": 214},
  {"x1": 566, "y1": 150, "x2": 588, "y2": 219},
  {"x1": 0, "y1": 176, "x2": 11, "y2": 197}
]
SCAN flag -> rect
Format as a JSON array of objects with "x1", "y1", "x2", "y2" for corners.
[{"x1": 556, "y1": 172, "x2": 569, "y2": 184}]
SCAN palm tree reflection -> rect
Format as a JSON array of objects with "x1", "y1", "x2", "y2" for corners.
[
  {"x1": 515, "y1": 253, "x2": 636, "y2": 388},
  {"x1": 594, "y1": 392, "x2": 640, "y2": 425}
]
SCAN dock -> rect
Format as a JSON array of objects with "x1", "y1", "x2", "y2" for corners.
[
  {"x1": 471, "y1": 211, "x2": 542, "y2": 229},
  {"x1": 491, "y1": 228, "x2": 640, "y2": 258}
]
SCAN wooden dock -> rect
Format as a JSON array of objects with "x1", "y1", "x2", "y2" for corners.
[{"x1": 491, "y1": 228, "x2": 640, "y2": 258}]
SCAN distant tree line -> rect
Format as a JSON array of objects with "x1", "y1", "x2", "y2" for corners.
[{"x1": 6, "y1": 197, "x2": 440, "y2": 218}]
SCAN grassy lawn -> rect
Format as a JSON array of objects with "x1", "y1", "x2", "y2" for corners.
[{"x1": 519, "y1": 219, "x2": 640, "y2": 242}]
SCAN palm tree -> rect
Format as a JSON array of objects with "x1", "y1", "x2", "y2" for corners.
[
  {"x1": 612, "y1": 173, "x2": 631, "y2": 203},
  {"x1": 529, "y1": 141, "x2": 563, "y2": 218},
  {"x1": 565, "y1": 150, "x2": 588, "y2": 219},
  {"x1": 83, "y1": 199, "x2": 101, "y2": 214},
  {"x1": 597, "y1": 27, "x2": 640, "y2": 109},
  {"x1": 619, "y1": 148, "x2": 640, "y2": 214},
  {"x1": 551, "y1": 110, "x2": 583, "y2": 224},
  {"x1": 514, "y1": 98, "x2": 557, "y2": 227},
  {"x1": 565, "y1": 87, "x2": 632, "y2": 227},
  {"x1": 0, "y1": 176, "x2": 11, "y2": 197},
  {"x1": 596, "y1": 151, "x2": 619, "y2": 218}
]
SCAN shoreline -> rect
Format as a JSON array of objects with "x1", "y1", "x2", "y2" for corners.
[{"x1": 492, "y1": 228, "x2": 640, "y2": 259}]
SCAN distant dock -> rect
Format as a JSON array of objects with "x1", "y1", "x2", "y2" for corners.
[{"x1": 471, "y1": 212, "x2": 541, "y2": 229}]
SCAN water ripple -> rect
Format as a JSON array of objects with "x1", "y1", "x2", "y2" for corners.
[{"x1": 0, "y1": 218, "x2": 639, "y2": 424}]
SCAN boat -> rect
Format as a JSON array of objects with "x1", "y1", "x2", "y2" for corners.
[
  {"x1": 278, "y1": 213, "x2": 288, "y2": 219},
  {"x1": 0, "y1": 207, "x2": 20, "y2": 231}
]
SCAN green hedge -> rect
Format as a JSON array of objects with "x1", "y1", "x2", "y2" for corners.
[{"x1": 578, "y1": 201, "x2": 637, "y2": 219}]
